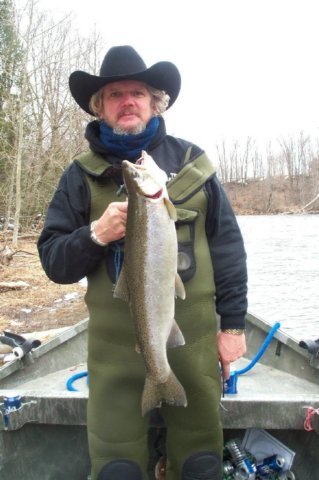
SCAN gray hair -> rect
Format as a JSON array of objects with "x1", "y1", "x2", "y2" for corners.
[{"x1": 89, "y1": 83, "x2": 170, "y2": 117}]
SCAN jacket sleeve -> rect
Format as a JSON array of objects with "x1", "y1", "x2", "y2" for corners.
[
  {"x1": 205, "y1": 174, "x2": 248, "y2": 329},
  {"x1": 37, "y1": 163, "x2": 106, "y2": 284}
]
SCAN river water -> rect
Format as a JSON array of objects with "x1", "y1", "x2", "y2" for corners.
[
  {"x1": 31, "y1": 215, "x2": 317, "y2": 344},
  {"x1": 237, "y1": 214, "x2": 319, "y2": 342}
]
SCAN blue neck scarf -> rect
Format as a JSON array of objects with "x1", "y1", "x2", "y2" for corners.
[{"x1": 99, "y1": 117, "x2": 159, "y2": 160}]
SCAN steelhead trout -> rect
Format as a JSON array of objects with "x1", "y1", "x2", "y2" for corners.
[{"x1": 114, "y1": 151, "x2": 187, "y2": 416}]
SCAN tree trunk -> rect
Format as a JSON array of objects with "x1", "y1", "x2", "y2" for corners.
[{"x1": 12, "y1": 0, "x2": 34, "y2": 247}]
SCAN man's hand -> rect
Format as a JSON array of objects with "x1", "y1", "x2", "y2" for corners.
[
  {"x1": 217, "y1": 331, "x2": 247, "y2": 380},
  {"x1": 94, "y1": 201, "x2": 128, "y2": 244}
]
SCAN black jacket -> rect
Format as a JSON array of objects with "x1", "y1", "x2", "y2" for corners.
[{"x1": 38, "y1": 118, "x2": 248, "y2": 329}]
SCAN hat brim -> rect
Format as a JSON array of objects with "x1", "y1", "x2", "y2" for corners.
[{"x1": 69, "y1": 61, "x2": 181, "y2": 116}]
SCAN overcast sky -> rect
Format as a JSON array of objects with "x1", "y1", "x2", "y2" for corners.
[{"x1": 35, "y1": 0, "x2": 319, "y2": 157}]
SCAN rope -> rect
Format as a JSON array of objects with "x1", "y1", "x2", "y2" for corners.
[{"x1": 304, "y1": 406, "x2": 319, "y2": 431}]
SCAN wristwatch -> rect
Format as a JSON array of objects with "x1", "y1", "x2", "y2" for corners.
[
  {"x1": 90, "y1": 221, "x2": 108, "y2": 247},
  {"x1": 221, "y1": 329, "x2": 245, "y2": 335}
]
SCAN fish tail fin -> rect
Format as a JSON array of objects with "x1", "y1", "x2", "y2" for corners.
[{"x1": 142, "y1": 371, "x2": 187, "y2": 416}]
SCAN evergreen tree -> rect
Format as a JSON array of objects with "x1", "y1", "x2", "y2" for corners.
[
  {"x1": 0, "y1": 0, "x2": 24, "y2": 216},
  {"x1": 0, "y1": 0, "x2": 24, "y2": 105}
]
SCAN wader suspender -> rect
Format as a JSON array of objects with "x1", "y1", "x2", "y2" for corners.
[
  {"x1": 167, "y1": 148, "x2": 216, "y2": 203},
  {"x1": 75, "y1": 147, "x2": 216, "y2": 203}
]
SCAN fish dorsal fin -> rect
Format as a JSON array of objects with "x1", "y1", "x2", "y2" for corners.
[
  {"x1": 175, "y1": 273, "x2": 186, "y2": 300},
  {"x1": 113, "y1": 264, "x2": 130, "y2": 303},
  {"x1": 167, "y1": 319, "x2": 185, "y2": 348},
  {"x1": 164, "y1": 197, "x2": 177, "y2": 221}
]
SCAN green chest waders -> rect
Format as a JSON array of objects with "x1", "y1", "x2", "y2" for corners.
[{"x1": 76, "y1": 150, "x2": 223, "y2": 480}]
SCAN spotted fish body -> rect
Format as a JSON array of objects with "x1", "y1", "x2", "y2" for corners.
[{"x1": 114, "y1": 151, "x2": 187, "y2": 415}]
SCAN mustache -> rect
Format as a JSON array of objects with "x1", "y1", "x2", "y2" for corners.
[{"x1": 117, "y1": 108, "x2": 140, "y2": 119}]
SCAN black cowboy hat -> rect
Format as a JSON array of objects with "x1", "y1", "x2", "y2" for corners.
[{"x1": 69, "y1": 45, "x2": 181, "y2": 115}]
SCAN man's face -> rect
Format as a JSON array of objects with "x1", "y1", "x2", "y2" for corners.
[{"x1": 99, "y1": 80, "x2": 156, "y2": 134}]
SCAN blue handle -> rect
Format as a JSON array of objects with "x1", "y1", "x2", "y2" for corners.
[
  {"x1": 225, "y1": 322, "x2": 281, "y2": 394},
  {"x1": 66, "y1": 371, "x2": 88, "y2": 392}
]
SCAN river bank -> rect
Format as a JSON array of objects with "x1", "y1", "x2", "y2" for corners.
[
  {"x1": 0, "y1": 236, "x2": 87, "y2": 334},
  {"x1": 224, "y1": 176, "x2": 319, "y2": 214}
]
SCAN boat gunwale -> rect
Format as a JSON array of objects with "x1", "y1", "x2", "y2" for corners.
[{"x1": 0, "y1": 318, "x2": 89, "y2": 381}]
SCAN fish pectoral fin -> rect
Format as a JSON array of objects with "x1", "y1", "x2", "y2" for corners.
[
  {"x1": 175, "y1": 273, "x2": 186, "y2": 300},
  {"x1": 164, "y1": 197, "x2": 177, "y2": 221},
  {"x1": 113, "y1": 265, "x2": 130, "y2": 302},
  {"x1": 167, "y1": 320, "x2": 185, "y2": 348}
]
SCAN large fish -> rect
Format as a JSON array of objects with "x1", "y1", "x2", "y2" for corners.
[{"x1": 114, "y1": 151, "x2": 187, "y2": 416}]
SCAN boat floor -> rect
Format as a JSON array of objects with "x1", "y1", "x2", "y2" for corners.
[
  {"x1": 3, "y1": 357, "x2": 319, "y2": 430},
  {"x1": 222, "y1": 358, "x2": 319, "y2": 429}
]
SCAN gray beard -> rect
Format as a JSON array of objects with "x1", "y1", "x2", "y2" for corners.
[{"x1": 113, "y1": 122, "x2": 146, "y2": 135}]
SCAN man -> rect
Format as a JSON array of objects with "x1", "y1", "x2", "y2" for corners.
[{"x1": 38, "y1": 45, "x2": 247, "y2": 480}]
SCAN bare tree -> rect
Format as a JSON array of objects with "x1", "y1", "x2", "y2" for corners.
[
  {"x1": 1, "y1": 0, "x2": 103, "y2": 241},
  {"x1": 23, "y1": 18, "x2": 102, "y2": 217},
  {"x1": 216, "y1": 140, "x2": 228, "y2": 183},
  {"x1": 238, "y1": 137, "x2": 254, "y2": 182},
  {"x1": 12, "y1": 0, "x2": 34, "y2": 247},
  {"x1": 278, "y1": 136, "x2": 295, "y2": 185},
  {"x1": 251, "y1": 149, "x2": 264, "y2": 179}
]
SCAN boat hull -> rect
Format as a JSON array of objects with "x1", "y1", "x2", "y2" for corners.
[{"x1": 1, "y1": 314, "x2": 318, "y2": 479}]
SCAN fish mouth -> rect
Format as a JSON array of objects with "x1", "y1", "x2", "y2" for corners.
[
  {"x1": 145, "y1": 188, "x2": 163, "y2": 199},
  {"x1": 122, "y1": 158, "x2": 164, "y2": 199}
]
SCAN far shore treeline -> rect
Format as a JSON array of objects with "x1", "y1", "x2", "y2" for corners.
[{"x1": 1, "y1": 0, "x2": 318, "y2": 245}]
